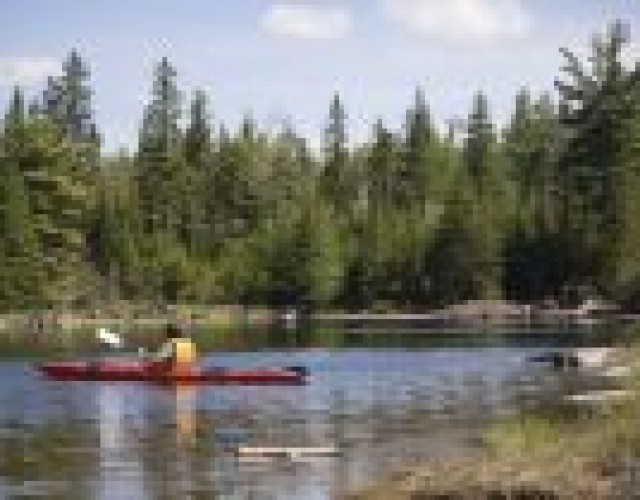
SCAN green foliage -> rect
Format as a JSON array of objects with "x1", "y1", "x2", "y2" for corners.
[
  {"x1": 136, "y1": 57, "x2": 185, "y2": 235},
  {"x1": 1, "y1": 111, "x2": 90, "y2": 307},
  {"x1": 182, "y1": 89, "x2": 213, "y2": 256},
  {"x1": 555, "y1": 21, "x2": 635, "y2": 296},
  {"x1": 424, "y1": 172, "x2": 488, "y2": 306},
  {"x1": 1, "y1": 21, "x2": 640, "y2": 311},
  {"x1": 0, "y1": 158, "x2": 42, "y2": 308},
  {"x1": 400, "y1": 88, "x2": 433, "y2": 210},
  {"x1": 321, "y1": 93, "x2": 355, "y2": 218},
  {"x1": 205, "y1": 121, "x2": 262, "y2": 254},
  {"x1": 463, "y1": 91, "x2": 496, "y2": 193}
]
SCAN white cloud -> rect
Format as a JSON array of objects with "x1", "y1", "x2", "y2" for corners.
[
  {"x1": 382, "y1": 0, "x2": 532, "y2": 45},
  {"x1": 0, "y1": 56, "x2": 60, "y2": 85},
  {"x1": 262, "y1": 3, "x2": 351, "y2": 40}
]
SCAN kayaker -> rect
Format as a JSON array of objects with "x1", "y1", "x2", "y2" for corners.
[{"x1": 154, "y1": 321, "x2": 198, "y2": 367}]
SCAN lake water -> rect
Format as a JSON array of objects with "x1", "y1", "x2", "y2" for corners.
[{"x1": 0, "y1": 324, "x2": 632, "y2": 499}]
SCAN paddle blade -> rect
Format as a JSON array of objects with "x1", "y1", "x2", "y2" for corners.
[{"x1": 97, "y1": 328, "x2": 122, "y2": 348}]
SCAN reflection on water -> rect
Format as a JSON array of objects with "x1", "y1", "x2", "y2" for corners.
[
  {"x1": 96, "y1": 384, "x2": 141, "y2": 499},
  {"x1": 0, "y1": 326, "x2": 631, "y2": 499}
]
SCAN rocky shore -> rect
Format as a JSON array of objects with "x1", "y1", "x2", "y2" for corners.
[{"x1": 315, "y1": 299, "x2": 628, "y2": 330}]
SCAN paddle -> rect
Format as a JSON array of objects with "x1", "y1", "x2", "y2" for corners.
[
  {"x1": 97, "y1": 327, "x2": 123, "y2": 349},
  {"x1": 96, "y1": 327, "x2": 147, "y2": 357}
]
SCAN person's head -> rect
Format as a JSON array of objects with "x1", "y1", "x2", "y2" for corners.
[{"x1": 166, "y1": 322, "x2": 183, "y2": 340}]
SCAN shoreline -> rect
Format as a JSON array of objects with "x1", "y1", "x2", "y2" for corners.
[{"x1": 0, "y1": 300, "x2": 637, "y2": 333}]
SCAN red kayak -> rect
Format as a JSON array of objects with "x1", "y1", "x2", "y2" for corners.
[{"x1": 36, "y1": 359, "x2": 308, "y2": 385}]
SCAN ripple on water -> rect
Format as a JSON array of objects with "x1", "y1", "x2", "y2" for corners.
[{"x1": 0, "y1": 343, "x2": 612, "y2": 499}]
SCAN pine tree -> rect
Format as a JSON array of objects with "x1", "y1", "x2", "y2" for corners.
[
  {"x1": 504, "y1": 87, "x2": 533, "y2": 190},
  {"x1": 60, "y1": 50, "x2": 97, "y2": 144},
  {"x1": 136, "y1": 57, "x2": 185, "y2": 236},
  {"x1": 36, "y1": 52, "x2": 100, "y2": 285},
  {"x1": 0, "y1": 161, "x2": 42, "y2": 310},
  {"x1": 501, "y1": 91, "x2": 564, "y2": 302},
  {"x1": 0, "y1": 88, "x2": 42, "y2": 310},
  {"x1": 39, "y1": 50, "x2": 99, "y2": 153},
  {"x1": 206, "y1": 123, "x2": 260, "y2": 255},
  {"x1": 2, "y1": 104, "x2": 90, "y2": 307},
  {"x1": 253, "y1": 192, "x2": 342, "y2": 309},
  {"x1": 461, "y1": 92, "x2": 505, "y2": 298},
  {"x1": 554, "y1": 21, "x2": 633, "y2": 299},
  {"x1": 463, "y1": 92, "x2": 496, "y2": 194},
  {"x1": 89, "y1": 154, "x2": 145, "y2": 301},
  {"x1": 41, "y1": 76, "x2": 64, "y2": 123},
  {"x1": 610, "y1": 61, "x2": 640, "y2": 304},
  {"x1": 4, "y1": 87, "x2": 26, "y2": 135},
  {"x1": 530, "y1": 93, "x2": 562, "y2": 233},
  {"x1": 425, "y1": 171, "x2": 484, "y2": 306},
  {"x1": 503, "y1": 89, "x2": 561, "y2": 229},
  {"x1": 321, "y1": 93, "x2": 352, "y2": 215},
  {"x1": 400, "y1": 87, "x2": 432, "y2": 209},
  {"x1": 367, "y1": 119, "x2": 399, "y2": 213},
  {"x1": 266, "y1": 124, "x2": 314, "y2": 220},
  {"x1": 182, "y1": 89, "x2": 213, "y2": 256}
]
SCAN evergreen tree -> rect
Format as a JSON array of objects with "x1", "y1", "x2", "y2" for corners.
[
  {"x1": 60, "y1": 50, "x2": 98, "y2": 145},
  {"x1": 610, "y1": 62, "x2": 640, "y2": 305},
  {"x1": 400, "y1": 87, "x2": 432, "y2": 209},
  {"x1": 503, "y1": 89, "x2": 561, "y2": 228},
  {"x1": 41, "y1": 76, "x2": 63, "y2": 123},
  {"x1": 39, "y1": 50, "x2": 99, "y2": 151},
  {"x1": 367, "y1": 119, "x2": 399, "y2": 213},
  {"x1": 89, "y1": 155, "x2": 146, "y2": 301},
  {"x1": 254, "y1": 194, "x2": 342, "y2": 309},
  {"x1": 321, "y1": 93, "x2": 352, "y2": 216},
  {"x1": 182, "y1": 89, "x2": 213, "y2": 255},
  {"x1": 425, "y1": 171, "x2": 485, "y2": 306},
  {"x1": 0, "y1": 162, "x2": 42, "y2": 310},
  {"x1": 0, "y1": 89, "x2": 42, "y2": 310},
  {"x1": 3, "y1": 113, "x2": 90, "y2": 307},
  {"x1": 554, "y1": 20, "x2": 633, "y2": 299},
  {"x1": 206, "y1": 123, "x2": 260, "y2": 255},
  {"x1": 463, "y1": 92, "x2": 497, "y2": 195},
  {"x1": 363, "y1": 120, "x2": 400, "y2": 303},
  {"x1": 461, "y1": 92, "x2": 505, "y2": 299},
  {"x1": 504, "y1": 87, "x2": 533, "y2": 189},
  {"x1": 265, "y1": 124, "x2": 313, "y2": 219},
  {"x1": 501, "y1": 91, "x2": 564, "y2": 302},
  {"x1": 136, "y1": 57, "x2": 185, "y2": 236},
  {"x1": 0, "y1": 22, "x2": 637, "y2": 311},
  {"x1": 4, "y1": 87, "x2": 26, "y2": 136}
]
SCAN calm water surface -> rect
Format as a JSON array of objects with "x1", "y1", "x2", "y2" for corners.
[{"x1": 0, "y1": 325, "x2": 631, "y2": 499}]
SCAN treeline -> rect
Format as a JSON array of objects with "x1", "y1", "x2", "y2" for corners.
[{"x1": 1, "y1": 22, "x2": 640, "y2": 313}]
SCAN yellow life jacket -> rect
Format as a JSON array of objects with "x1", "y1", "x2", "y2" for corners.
[{"x1": 172, "y1": 338, "x2": 197, "y2": 365}]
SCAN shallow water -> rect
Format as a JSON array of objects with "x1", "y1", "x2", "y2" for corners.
[{"x1": 0, "y1": 325, "x2": 631, "y2": 499}]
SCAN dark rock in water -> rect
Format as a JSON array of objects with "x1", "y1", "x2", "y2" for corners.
[{"x1": 529, "y1": 352, "x2": 580, "y2": 369}]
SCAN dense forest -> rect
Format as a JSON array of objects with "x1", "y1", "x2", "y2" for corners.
[{"x1": 1, "y1": 21, "x2": 640, "y2": 313}]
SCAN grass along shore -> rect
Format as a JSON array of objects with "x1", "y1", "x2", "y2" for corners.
[{"x1": 345, "y1": 340, "x2": 640, "y2": 499}]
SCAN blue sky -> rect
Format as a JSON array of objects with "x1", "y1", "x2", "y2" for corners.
[{"x1": 0, "y1": 0, "x2": 638, "y2": 152}]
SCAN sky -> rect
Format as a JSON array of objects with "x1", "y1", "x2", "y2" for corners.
[{"x1": 0, "y1": 0, "x2": 638, "y2": 152}]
